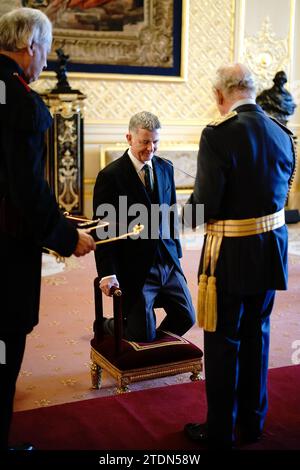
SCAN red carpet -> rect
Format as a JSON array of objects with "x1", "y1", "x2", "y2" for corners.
[
  {"x1": 15, "y1": 250, "x2": 300, "y2": 411},
  {"x1": 10, "y1": 365, "x2": 300, "y2": 451}
]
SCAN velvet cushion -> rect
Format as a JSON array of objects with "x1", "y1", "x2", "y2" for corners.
[{"x1": 91, "y1": 330, "x2": 203, "y2": 370}]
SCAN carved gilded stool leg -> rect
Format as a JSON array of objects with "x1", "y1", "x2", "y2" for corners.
[
  {"x1": 190, "y1": 364, "x2": 203, "y2": 382},
  {"x1": 116, "y1": 376, "x2": 130, "y2": 394},
  {"x1": 90, "y1": 362, "x2": 102, "y2": 389}
]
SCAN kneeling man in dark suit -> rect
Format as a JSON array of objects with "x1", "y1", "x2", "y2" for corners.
[{"x1": 93, "y1": 111, "x2": 195, "y2": 342}]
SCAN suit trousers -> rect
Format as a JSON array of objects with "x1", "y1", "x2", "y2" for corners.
[
  {"x1": 124, "y1": 259, "x2": 195, "y2": 342},
  {"x1": 0, "y1": 329, "x2": 27, "y2": 449},
  {"x1": 204, "y1": 289, "x2": 275, "y2": 444}
]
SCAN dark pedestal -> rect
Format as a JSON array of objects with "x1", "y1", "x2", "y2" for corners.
[{"x1": 42, "y1": 92, "x2": 86, "y2": 216}]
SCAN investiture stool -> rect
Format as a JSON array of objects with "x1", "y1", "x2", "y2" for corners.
[{"x1": 90, "y1": 278, "x2": 203, "y2": 393}]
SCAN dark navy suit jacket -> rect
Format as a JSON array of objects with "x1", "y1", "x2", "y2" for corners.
[
  {"x1": 188, "y1": 104, "x2": 295, "y2": 294},
  {"x1": 93, "y1": 151, "x2": 183, "y2": 294}
]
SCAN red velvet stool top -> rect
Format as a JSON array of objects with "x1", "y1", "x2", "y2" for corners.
[{"x1": 91, "y1": 330, "x2": 203, "y2": 371}]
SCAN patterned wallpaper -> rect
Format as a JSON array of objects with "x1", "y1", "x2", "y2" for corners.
[{"x1": 34, "y1": 0, "x2": 233, "y2": 124}]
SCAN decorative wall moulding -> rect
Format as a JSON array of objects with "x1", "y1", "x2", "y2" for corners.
[
  {"x1": 244, "y1": 17, "x2": 289, "y2": 92},
  {"x1": 235, "y1": 0, "x2": 296, "y2": 92},
  {"x1": 99, "y1": 142, "x2": 198, "y2": 189}
]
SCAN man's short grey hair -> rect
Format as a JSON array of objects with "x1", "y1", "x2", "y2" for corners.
[
  {"x1": 213, "y1": 63, "x2": 256, "y2": 97},
  {"x1": 0, "y1": 7, "x2": 52, "y2": 52},
  {"x1": 129, "y1": 111, "x2": 161, "y2": 133}
]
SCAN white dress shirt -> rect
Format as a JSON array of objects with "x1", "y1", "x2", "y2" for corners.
[{"x1": 127, "y1": 148, "x2": 154, "y2": 186}]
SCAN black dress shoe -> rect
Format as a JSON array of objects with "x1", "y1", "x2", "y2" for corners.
[
  {"x1": 184, "y1": 422, "x2": 208, "y2": 442},
  {"x1": 184, "y1": 423, "x2": 234, "y2": 449},
  {"x1": 9, "y1": 443, "x2": 35, "y2": 451},
  {"x1": 240, "y1": 430, "x2": 262, "y2": 444}
]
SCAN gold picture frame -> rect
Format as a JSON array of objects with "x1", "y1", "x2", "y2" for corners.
[{"x1": 33, "y1": 0, "x2": 189, "y2": 82}]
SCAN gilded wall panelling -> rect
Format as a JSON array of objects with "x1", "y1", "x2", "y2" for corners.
[{"x1": 235, "y1": 0, "x2": 296, "y2": 92}]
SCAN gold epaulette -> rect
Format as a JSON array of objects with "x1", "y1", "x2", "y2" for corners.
[{"x1": 208, "y1": 110, "x2": 237, "y2": 127}]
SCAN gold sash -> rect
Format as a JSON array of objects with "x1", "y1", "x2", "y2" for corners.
[{"x1": 198, "y1": 209, "x2": 285, "y2": 332}]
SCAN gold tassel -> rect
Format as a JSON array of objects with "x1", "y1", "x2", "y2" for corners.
[
  {"x1": 204, "y1": 276, "x2": 217, "y2": 332},
  {"x1": 197, "y1": 273, "x2": 207, "y2": 328}
]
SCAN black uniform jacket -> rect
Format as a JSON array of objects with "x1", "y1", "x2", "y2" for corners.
[
  {"x1": 188, "y1": 104, "x2": 295, "y2": 294},
  {"x1": 0, "y1": 55, "x2": 78, "y2": 332}
]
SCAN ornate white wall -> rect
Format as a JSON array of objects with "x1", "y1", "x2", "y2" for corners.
[{"x1": 33, "y1": 0, "x2": 300, "y2": 216}]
